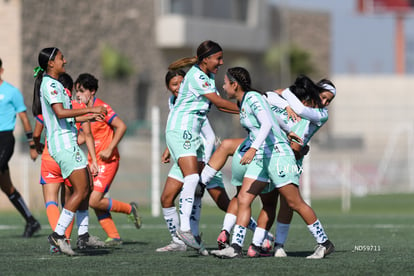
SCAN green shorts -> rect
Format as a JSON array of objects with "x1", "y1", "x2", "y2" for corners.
[
  {"x1": 168, "y1": 162, "x2": 224, "y2": 189},
  {"x1": 266, "y1": 155, "x2": 300, "y2": 188},
  {"x1": 231, "y1": 140, "x2": 275, "y2": 194},
  {"x1": 51, "y1": 146, "x2": 87, "y2": 179},
  {"x1": 166, "y1": 130, "x2": 204, "y2": 162}
]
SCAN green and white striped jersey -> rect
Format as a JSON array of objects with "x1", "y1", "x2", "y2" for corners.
[
  {"x1": 239, "y1": 91, "x2": 292, "y2": 158},
  {"x1": 40, "y1": 75, "x2": 78, "y2": 156},
  {"x1": 166, "y1": 65, "x2": 217, "y2": 135}
]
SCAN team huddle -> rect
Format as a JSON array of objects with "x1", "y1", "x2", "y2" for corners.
[
  {"x1": 158, "y1": 40, "x2": 336, "y2": 259},
  {"x1": 1, "y1": 39, "x2": 335, "y2": 258}
]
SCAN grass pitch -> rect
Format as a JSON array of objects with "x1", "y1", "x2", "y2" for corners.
[{"x1": 1, "y1": 193, "x2": 414, "y2": 275}]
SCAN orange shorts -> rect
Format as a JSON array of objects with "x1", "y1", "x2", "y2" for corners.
[
  {"x1": 40, "y1": 158, "x2": 71, "y2": 187},
  {"x1": 92, "y1": 160, "x2": 119, "y2": 193}
]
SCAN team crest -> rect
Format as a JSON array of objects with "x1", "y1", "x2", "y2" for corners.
[
  {"x1": 50, "y1": 90, "x2": 58, "y2": 95},
  {"x1": 183, "y1": 140, "x2": 191, "y2": 150},
  {"x1": 75, "y1": 151, "x2": 83, "y2": 163}
]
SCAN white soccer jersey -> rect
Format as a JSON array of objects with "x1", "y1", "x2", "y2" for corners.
[
  {"x1": 165, "y1": 65, "x2": 217, "y2": 135},
  {"x1": 239, "y1": 91, "x2": 292, "y2": 158},
  {"x1": 167, "y1": 94, "x2": 215, "y2": 162},
  {"x1": 40, "y1": 75, "x2": 78, "y2": 156}
]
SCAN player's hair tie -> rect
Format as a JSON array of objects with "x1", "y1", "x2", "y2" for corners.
[{"x1": 33, "y1": 66, "x2": 44, "y2": 78}]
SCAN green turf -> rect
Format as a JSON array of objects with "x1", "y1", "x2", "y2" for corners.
[{"x1": 1, "y1": 194, "x2": 414, "y2": 275}]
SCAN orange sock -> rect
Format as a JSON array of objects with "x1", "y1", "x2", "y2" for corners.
[
  {"x1": 65, "y1": 218, "x2": 74, "y2": 240},
  {"x1": 109, "y1": 199, "x2": 132, "y2": 214},
  {"x1": 99, "y1": 217, "x2": 120, "y2": 239},
  {"x1": 46, "y1": 201, "x2": 60, "y2": 230}
]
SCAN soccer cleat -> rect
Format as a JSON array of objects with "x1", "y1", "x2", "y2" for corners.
[
  {"x1": 156, "y1": 241, "x2": 187, "y2": 252},
  {"x1": 217, "y1": 230, "x2": 230, "y2": 249},
  {"x1": 76, "y1": 232, "x2": 106, "y2": 249},
  {"x1": 48, "y1": 232, "x2": 76, "y2": 256},
  {"x1": 211, "y1": 243, "x2": 242, "y2": 259},
  {"x1": 23, "y1": 220, "x2": 41, "y2": 238},
  {"x1": 176, "y1": 229, "x2": 201, "y2": 250},
  {"x1": 262, "y1": 233, "x2": 274, "y2": 252},
  {"x1": 105, "y1": 237, "x2": 123, "y2": 246},
  {"x1": 128, "y1": 202, "x2": 142, "y2": 229},
  {"x1": 274, "y1": 244, "x2": 287, "y2": 257},
  {"x1": 306, "y1": 240, "x2": 335, "y2": 259},
  {"x1": 195, "y1": 235, "x2": 209, "y2": 256},
  {"x1": 247, "y1": 244, "x2": 273, "y2": 258}
]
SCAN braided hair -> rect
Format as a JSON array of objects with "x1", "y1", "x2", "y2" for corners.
[{"x1": 226, "y1": 67, "x2": 262, "y2": 94}]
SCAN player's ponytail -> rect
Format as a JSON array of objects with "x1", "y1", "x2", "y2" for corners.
[{"x1": 32, "y1": 47, "x2": 59, "y2": 116}]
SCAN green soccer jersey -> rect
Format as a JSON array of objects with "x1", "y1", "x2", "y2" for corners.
[
  {"x1": 166, "y1": 65, "x2": 217, "y2": 136},
  {"x1": 239, "y1": 91, "x2": 292, "y2": 158},
  {"x1": 40, "y1": 75, "x2": 78, "y2": 156}
]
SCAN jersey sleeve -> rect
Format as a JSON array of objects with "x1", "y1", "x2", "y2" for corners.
[
  {"x1": 281, "y1": 88, "x2": 328, "y2": 124},
  {"x1": 246, "y1": 93, "x2": 272, "y2": 150},
  {"x1": 12, "y1": 87, "x2": 27, "y2": 113},
  {"x1": 44, "y1": 79, "x2": 65, "y2": 105},
  {"x1": 265, "y1": 91, "x2": 288, "y2": 109},
  {"x1": 191, "y1": 71, "x2": 217, "y2": 97}
]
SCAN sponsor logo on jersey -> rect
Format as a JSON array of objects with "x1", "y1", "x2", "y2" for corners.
[{"x1": 94, "y1": 179, "x2": 103, "y2": 187}]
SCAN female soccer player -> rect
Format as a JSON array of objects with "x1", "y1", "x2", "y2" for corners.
[
  {"x1": 165, "y1": 40, "x2": 239, "y2": 249},
  {"x1": 157, "y1": 69, "x2": 254, "y2": 255},
  {"x1": 32, "y1": 47, "x2": 106, "y2": 255},
  {"x1": 74, "y1": 73, "x2": 141, "y2": 246},
  {"x1": 210, "y1": 67, "x2": 334, "y2": 259},
  {"x1": 34, "y1": 72, "x2": 105, "y2": 253}
]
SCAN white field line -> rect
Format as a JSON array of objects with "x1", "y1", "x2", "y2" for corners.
[{"x1": 1, "y1": 223, "x2": 414, "y2": 231}]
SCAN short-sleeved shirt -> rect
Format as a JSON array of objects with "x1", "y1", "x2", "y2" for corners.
[
  {"x1": 73, "y1": 97, "x2": 120, "y2": 163},
  {"x1": 166, "y1": 64, "x2": 216, "y2": 136},
  {"x1": 40, "y1": 75, "x2": 78, "y2": 156},
  {"x1": 0, "y1": 81, "x2": 27, "y2": 131}
]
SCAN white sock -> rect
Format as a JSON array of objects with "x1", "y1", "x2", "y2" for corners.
[
  {"x1": 307, "y1": 219, "x2": 328, "y2": 244},
  {"x1": 222, "y1": 213, "x2": 237, "y2": 233},
  {"x1": 179, "y1": 173, "x2": 199, "y2": 232},
  {"x1": 162, "y1": 206, "x2": 179, "y2": 238},
  {"x1": 275, "y1": 222, "x2": 290, "y2": 245},
  {"x1": 247, "y1": 217, "x2": 257, "y2": 232},
  {"x1": 55, "y1": 208, "x2": 75, "y2": 236},
  {"x1": 252, "y1": 227, "x2": 266, "y2": 247},
  {"x1": 231, "y1": 224, "x2": 247, "y2": 247},
  {"x1": 76, "y1": 210, "x2": 89, "y2": 236},
  {"x1": 190, "y1": 196, "x2": 202, "y2": 237},
  {"x1": 200, "y1": 164, "x2": 217, "y2": 185}
]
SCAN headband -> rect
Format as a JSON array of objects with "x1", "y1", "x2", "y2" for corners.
[
  {"x1": 226, "y1": 72, "x2": 238, "y2": 83},
  {"x1": 198, "y1": 44, "x2": 222, "y2": 61},
  {"x1": 321, "y1": 83, "x2": 336, "y2": 96},
  {"x1": 49, "y1": 47, "x2": 57, "y2": 61}
]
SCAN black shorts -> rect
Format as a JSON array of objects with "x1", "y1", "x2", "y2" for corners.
[{"x1": 0, "y1": 131, "x2": 15, "y2": 172}]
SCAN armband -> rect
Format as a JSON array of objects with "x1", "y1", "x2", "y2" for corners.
[
  {"x1": 25, "y1": 131, "x2": 33, "y2": 142},
  {"x1": 29, "y1": 144, "x2": 36, "y2": 149}
]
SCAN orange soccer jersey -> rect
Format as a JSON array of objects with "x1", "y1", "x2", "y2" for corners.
[{"x1": 79, "y1": 97, "x2": 120, "y2": 164}]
